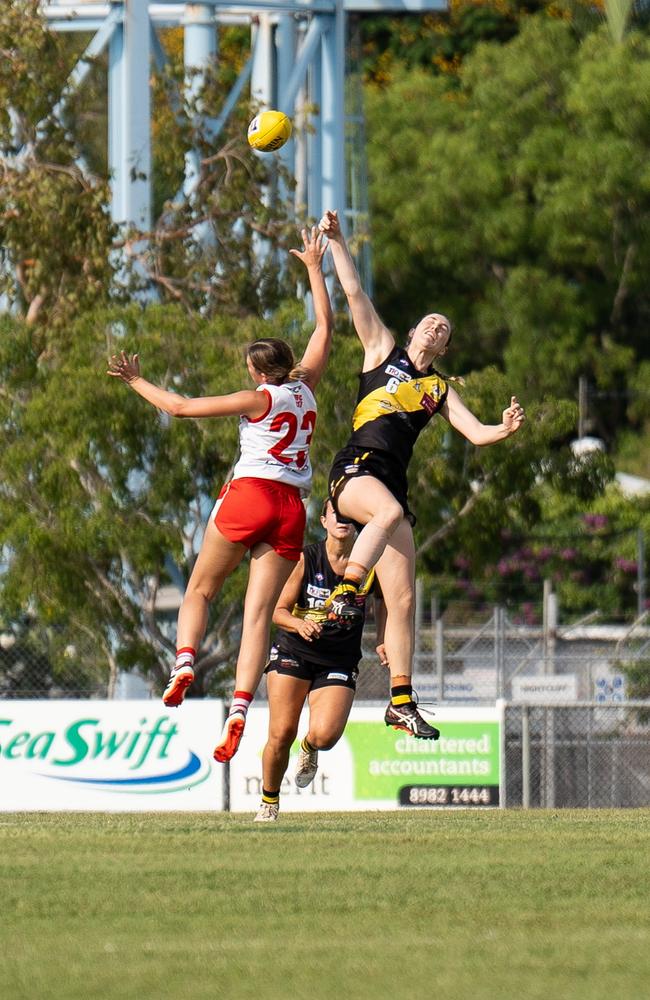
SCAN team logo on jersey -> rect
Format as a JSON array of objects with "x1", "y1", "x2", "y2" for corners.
[{"x1": 315, "y1": 573, "x2": 324, "y2": 582}]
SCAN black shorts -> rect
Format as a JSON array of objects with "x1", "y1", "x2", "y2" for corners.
[
  {"x1": 266, "y1": 646, "x2": 359, "y2": 691},
  {"x1": 328, "y1": 445, "x2": 415, "y2": 529}
]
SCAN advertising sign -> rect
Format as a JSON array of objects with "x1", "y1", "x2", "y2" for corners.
[
  {"x1": 411, "y1": 670, "x2": 497, "y2": 703},
  {"x1": 511, "y1": 675, "x2": 578, "y2": 703},
  {"x1": 0, "y1": 700, "x2": 224, "y2": 811},
  {"x1": 229, "y1": 704, "x2": 503, "y2": 812}
]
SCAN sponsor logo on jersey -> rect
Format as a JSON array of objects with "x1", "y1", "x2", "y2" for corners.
[
  {"x1": 385, "y1": 364, "x2": 411, "y2": 382},
  {"x1": 421, "y1": 389, "x2": 442, "y2": 415},
  {"x1": 307, "y1": 583, "x2": 330, "y2": 600}
]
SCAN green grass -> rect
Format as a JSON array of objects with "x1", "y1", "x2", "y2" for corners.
[{"x1": 2, "y1": 810, "x2": 649, "y2": 1000}]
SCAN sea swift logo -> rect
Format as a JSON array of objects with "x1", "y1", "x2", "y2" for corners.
[{"x1": 0, "y1": 713, "x2": 212, "y2": 795}]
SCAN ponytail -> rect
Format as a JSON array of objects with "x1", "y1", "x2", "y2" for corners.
[
  {"x1": 288, "y1": 363, "x2": 309, "y2": 382},
  {"x1": 246, "y1": 338, "x2": 305, "y2": 385}
]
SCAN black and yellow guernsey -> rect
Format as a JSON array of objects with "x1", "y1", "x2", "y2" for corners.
[
  {"x1": 274, "y1": 540, "x2": 375, "y2": 669},
  {"x1": 348, "y1": 345, "x2": 449, "y2": 475}
]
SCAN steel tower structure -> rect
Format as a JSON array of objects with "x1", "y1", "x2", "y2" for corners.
[{"x1": 43, "y1": 0, "x2": 446, "y2": 283}]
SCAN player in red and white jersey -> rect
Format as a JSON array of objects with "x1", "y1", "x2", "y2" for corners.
[
  {"x1": 108, "y1": 226, "x2": 332, "y2": 762},
  {"x1": 229, "y1": 377, "x2": 317, "y2": 489}
]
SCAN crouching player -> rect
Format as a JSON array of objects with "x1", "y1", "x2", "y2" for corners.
[{"x1": 254, "y1": 499, "x2": 385, "y2": 822}]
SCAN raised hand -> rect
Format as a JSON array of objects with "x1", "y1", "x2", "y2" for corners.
[
  {"x1": 503, "y1": 396, "x2": 525, "y2": 434},
  {"x1": 318, "y1": 209, "x2": 340, "y2": 238},
  {"x1": 289, "y1": 225, "x2": 327, "y2": 270},
  {"x1": 107, "y1": 351, "x2": 140, "y2": 384}
]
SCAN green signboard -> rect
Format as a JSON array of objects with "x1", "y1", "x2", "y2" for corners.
[{"x1": 345, "y1": 718, "x2": 501, "y2": 807}]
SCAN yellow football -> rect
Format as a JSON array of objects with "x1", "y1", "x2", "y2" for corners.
[{"x1": 247, "y1": 110, "x2": 292, "y2": 152}]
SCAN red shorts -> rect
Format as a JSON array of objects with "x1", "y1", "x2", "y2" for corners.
[{"x1": 212, "y1": 477, "x2": 306, "y2": 561}]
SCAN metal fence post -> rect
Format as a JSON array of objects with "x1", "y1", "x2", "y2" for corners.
[
  {"x1": 521, "y1": 704, "x2": 531, "y2": 809},
  {"x1": 436, "y1": 618, "x2": 444, "y2": 702},
  {"x1": 543, "y1": 706, "x2": 556, "y2": 808},
  {"x1": 494, "y1": 606, "x2": 505, "y2": 698},
  {"x1": 414, "y1": 577, "x2": 423, "y2": 672}
]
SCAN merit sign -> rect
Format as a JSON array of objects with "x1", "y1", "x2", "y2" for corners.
[{"x1": 0, "y1": 701, "x2": 224, "y2": 811}]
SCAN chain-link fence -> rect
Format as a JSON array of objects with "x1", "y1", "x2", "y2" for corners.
[
  {"x1": 2, "y1": 601, "x2": 649, "y2": 705},
  {"x1": 353, "y1": 604, "x2": 650, "y2": 704},
  {"x1": 0, "y1": 626, "x2": 111, "y2": 699},
  {"x1": 504, "y1": 702, "x2": 650, "y2": 808}
]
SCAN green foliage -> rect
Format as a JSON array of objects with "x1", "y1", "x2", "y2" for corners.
[
  {"x1": 0, "y1": 3, "x2": 297, "y2": 327},
  {"x1": 0, "y1": 303, "x2": 320, "y2": 693},
  {"x1": 366, "y1": 17, "x2": 650, "y2": 449},
  {"x1": 358, "y1": 1, "x2": 593, "y2": 83},
  {"x1": 0, "y1": 3, "x2": 115, "y2": 329},
  {"x1": 433, "y1": 466, "x2": 650, "y2": 620},
  {"x1": 1, "y1": 307, "x2": 611, "y2": 687}
]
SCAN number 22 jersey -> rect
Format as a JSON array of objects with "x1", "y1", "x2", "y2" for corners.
[{"x1": 231, "y1": 380, "x2": 317, "y2": 491}]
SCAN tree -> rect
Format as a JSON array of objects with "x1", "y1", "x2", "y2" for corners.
[
  {"x1": 0, "y1": 304, "x2": 604, "y2": 690},
  {"x1": 365, "y1": 18, "x2": 650, "y2": 451},
  {"x1": 0, "y1": 301, "x2": 314, "y2": 696},
  {"x1": 0, "y1": 2, "x2": 296, "y2": 329},
  {"x1": 0, "y1": 1, "x2": 115, "y2": 329},
  {"x1": 358, "y1": 0, "x2": 607, "y2": 84}
]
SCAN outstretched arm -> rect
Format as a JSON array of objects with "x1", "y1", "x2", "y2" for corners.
[
  {"x1": 318, "y1": 210, "x2": 394, "y2": 370},
  {"x1": 441, "y1": 388, "x2": 525, "y2": 445},
  {"x1": 289, "y1": 226, "x2": 333, "y2": 391},
  {"x1": 107, "y1": 352, "x2": 267, "y2": 419}
]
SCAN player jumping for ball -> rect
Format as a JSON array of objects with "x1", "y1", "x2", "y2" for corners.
[
  {"x1": 108, "y1": 226, "x2": 332, "y2": 762},
  {"x1": 318, "y1": 209, "x2": 525, "y2": 740}
]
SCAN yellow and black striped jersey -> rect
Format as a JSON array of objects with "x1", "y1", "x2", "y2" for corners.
[
  {"x1": 347, "y1": 345, "x2": 448, "y2": 475},
  {"x1": 275, "y1": 540, "x2": 375, "y2": 668}
]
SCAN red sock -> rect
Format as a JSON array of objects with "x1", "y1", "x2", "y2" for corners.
[
  {"x1": 230, "y1": 690, "x2": 253, "y2": 716},
  {"x1": 175, "y1": 647, "x2": 195, "y2": 670}
]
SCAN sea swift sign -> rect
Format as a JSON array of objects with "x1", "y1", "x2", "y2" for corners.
[{"x1": 0, "y1": 701, "x2": 224, "y2": 811}]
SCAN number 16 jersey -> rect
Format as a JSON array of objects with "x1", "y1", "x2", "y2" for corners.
[{"x1": 231, "y1": 380, "x2": 317, "y2": 491}]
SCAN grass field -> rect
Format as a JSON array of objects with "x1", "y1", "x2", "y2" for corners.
[{"x1": 2, "y1": 810, "x2": 649, "y2": 1000}]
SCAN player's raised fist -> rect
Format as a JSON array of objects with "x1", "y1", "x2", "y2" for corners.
[{"x1": 318, "y1": 210, "x2": 339, "y2": 237}]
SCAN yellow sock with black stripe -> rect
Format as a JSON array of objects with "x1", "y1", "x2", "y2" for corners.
[
  {"x1": 262, "y1": 788, "x2": 280, "y2": 805},
  {"x1": 391, "y1": 684, "x2": 413, "y2": 707},
  {"x1": 301, "y1": 736, "x2": 316, "y2": 754}
]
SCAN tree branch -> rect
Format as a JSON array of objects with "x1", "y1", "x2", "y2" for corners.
[
  {"x1": 415, "y1": 475, "x2": 493, "y2": 557},
  {"x1": 610, "y1": 242, "x2": 637, "y2": 326}
]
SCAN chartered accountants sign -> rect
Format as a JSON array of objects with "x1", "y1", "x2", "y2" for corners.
[
  {"x1": 229, "y1": 704, "x2": 504, "y2": 811},
  {"x1": 0, "y1": 700, "x2": 224, "y2": 811}
]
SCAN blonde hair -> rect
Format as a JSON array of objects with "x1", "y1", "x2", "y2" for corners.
[{"x1": 246, "y1": 338, "x2": 307, "y2": 384}]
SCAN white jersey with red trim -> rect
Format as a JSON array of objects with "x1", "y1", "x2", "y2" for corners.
[{"x1": 231, "y1": 381, "x2": 317, "y2": 490}]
